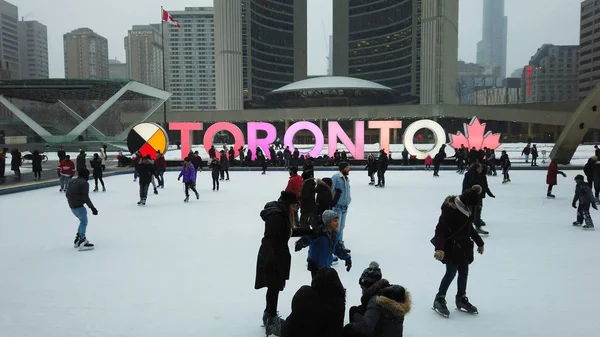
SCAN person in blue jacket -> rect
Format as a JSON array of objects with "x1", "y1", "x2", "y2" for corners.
[
  {"x1": 331, "y1": 162, "x2": 352, "y2": 254},
  {"x1": 295, "y1": 210, "x2": 352, "y2": 278}
]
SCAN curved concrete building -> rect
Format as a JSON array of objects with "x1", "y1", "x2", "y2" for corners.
[
  {"x1": 247, "y1": 0, "x2": 307, "y2": 102},
  {"x1": 333, "y1": 0, "x2": 421, "y2": 101},
  {"x1": 215, "y1": 0, "x2": 243, "y2": 110}
]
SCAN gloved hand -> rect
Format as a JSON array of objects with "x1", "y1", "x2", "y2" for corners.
[
  {"x1": 562, "y1": 172, "x2": 567, "y2": 177},
  {"x1": 572, "y1": 201, "x2": 577, "y2": 209},
  {"x1": 177, "y1": 177, "x2": 181, "y2": 181},
  {"x1": 593, "y1": 203, "x2": 598, "y2": 210},
  {"x1": 336, "y1": 188, "x2": 342, "y2": 195},
  {"x1": 488, "y1": 193, "x2": 496, "y2": 198},
  {"x1": 345, "y1": 258, "x2": 352, "y2": 272},
  {"x1": 91, "y1": 208, "x2": 98, "y2": 216},
  {"x1": 477, "y1": 246, "x2": 484, "y2": 254},
  {"x1": 434, "y1": 250, "x2": 445, "y2": 261}
]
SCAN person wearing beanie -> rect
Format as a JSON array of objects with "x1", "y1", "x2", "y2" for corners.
[
  {"x1": 431, "y1": 185, "x2": 485, "y2": 318},
  {"x1": 376, "y1": 149, "x2": 389, "y2": 188},
  {"x1": 432, "y1": 144, "x2": 447, "y2": 177},
  {"x1": 345, "y1": 262, "x2": 411, "y2": 337},
  {"x1": 66, "y1": 168, "x2": 98, "y2": 251},
  {"x1": 584, "y1": 156, "x2": 597, "y2": 188},
  {"x1": 572, "y1": 174, "x2": 597, "y2": 229},
  {"x1": 76, "y1": 149, "x2": 87, "y2": 171},
  {"x1": 294, "y1": 210, "x2": 351, "y2": 278},
  {"x1": 331, "y1": 161, "x2": 352, "y2": 254},
  {"x1": 255, "y1": 191, "x2": 313, "y2": 336},
  {"x1": 365, "y1": 154, "x2": 377, "y2": 185},
  {"x1": 546, "y1": 160, "x2": 567, "y2": 198},
  {"x1": 462, "y1": 163, "x2": 494, "y2": 236}
]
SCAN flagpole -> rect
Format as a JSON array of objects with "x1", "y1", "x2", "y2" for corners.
[{"x1": 161, "y1": 6, "x2": 167, "y2": 128}]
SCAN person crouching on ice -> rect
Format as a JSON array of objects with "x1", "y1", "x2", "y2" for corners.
[
  {"x1": 573, "y1": 174, "x2": 597, "y2": 230},
  {"x1": 295, "y1": 210, "x2": 352, "y2": 278}
]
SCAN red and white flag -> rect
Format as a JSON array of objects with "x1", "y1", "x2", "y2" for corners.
[{"x1": 162, "y1": 9, "x2": 181, "y2": 28}]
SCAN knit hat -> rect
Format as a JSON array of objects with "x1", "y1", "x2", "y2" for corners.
[
  {"x1": 289, "y1": 166, "x2": 298, "y2": 174},
  {"x1": 301, "y1": 170, "x2": 313, "y2": 180},
  {"x1": 321, "y1": 210, "x2": 339, "y2": 226},
  {"x1": 592, "y1": 156, "x2": 598, "y2": 161},
  {"x1": 321, "y1": 177, "x2": 333, "y2": 187},
  {"x1": 339, "y1": 162, "x2": 349, "y2": 170},
  {"x1": 575, "y1": 174, "x2": 585, "y2": 182},
  {"x1": 278, "y1": 191, "x2": 297, "y2": 204},
  {"x1": 359, "y1": 261, "x2": 382, "y2": 288},
  {"x1": 459, "y1": 185, "x2": 482, "y2": 206}
]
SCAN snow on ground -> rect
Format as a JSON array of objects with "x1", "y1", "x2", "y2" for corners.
[{"x1": 0, "y1": 170, "x2": 598, "y2": 337}]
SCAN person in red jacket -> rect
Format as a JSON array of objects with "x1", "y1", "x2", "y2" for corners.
[
  {"x1": 285, "y1": 166, "x2": 303, "y2": 196},
  {"x1": 155, "y1": 151, "x2": 167, "y2": 188},
  {"x1": 546, "y1": 160, "x2": 567, "y2": 198},
  {"x1": 58, "y1": 155, "x2": 76, "y2": 192}
]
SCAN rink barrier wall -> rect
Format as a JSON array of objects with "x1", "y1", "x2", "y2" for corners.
[{"x1": 0, "y1": 165, "x2": 584, "y2": 195}]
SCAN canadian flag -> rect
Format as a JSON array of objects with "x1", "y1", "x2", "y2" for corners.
[{"x1": 162, "y1": 9, "x2": 181, "y2": 28}]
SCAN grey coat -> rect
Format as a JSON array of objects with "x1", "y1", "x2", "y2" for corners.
[{"x1": 66, "y1": 178, "x2": 95, "y2": 209}]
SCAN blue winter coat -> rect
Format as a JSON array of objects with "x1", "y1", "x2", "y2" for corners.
[
  {"x1": 178, "y1": 164, "x2": 196, "y2": 183},
  {"x1": 305, "y1": 230, "x2": 350, "y2": 271},
  {"x1": 331, "y1": 172, "x2": 351, "y2": 207}
]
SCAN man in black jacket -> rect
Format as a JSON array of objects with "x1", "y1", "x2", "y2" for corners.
[
  {"x1": 76, "y1": 150, "x2": 87, "y2": 170},
  {"x1": 376, "y1": 150, "x2": 389, "y2": 187},
  {"x1": 66, "y1": 168, "x2": 98, "y2": 251},
  {"x1": 135, "y1": 155, "x2": 157, "y2": 206}
]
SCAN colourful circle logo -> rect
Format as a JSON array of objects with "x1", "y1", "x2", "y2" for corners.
[{"x1": 127, "y1": 123, "x2": 169, "y2": 159}]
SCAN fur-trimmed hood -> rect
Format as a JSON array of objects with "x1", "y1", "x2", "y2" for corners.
[
  {"x1": 315, "y1": 178, "x2": 333, "y2": 198},
  {"x1": 376, "y1": 290, "x2": 411, "y2": 317},
  {"x1": 442, "y1": 196, "x2": 471, "y2": 217},
  {"x1": 301, "y1": 177, "x2": 315, "y2": 189}
]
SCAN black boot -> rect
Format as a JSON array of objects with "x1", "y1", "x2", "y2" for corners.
[
  {"x1": 433, "y1": 296, "x2": 450, "y2": 318},
  {"x1": 456, "y1": 295, "x2": 478, "y2": 314}
]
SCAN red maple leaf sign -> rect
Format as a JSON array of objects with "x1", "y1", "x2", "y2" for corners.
[{"x1": 449, "y1": 117, "x2": 501, "y2": 150}]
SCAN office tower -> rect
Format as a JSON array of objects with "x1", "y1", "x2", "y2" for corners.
[
  {"x1": 18, "y1": 20, "x2": 49, "y2": 79},
  {"x1": 63, "y1": 28, "x2": 109, "y2": 79},
  {"x1": 580, "y1": 0, "x2": 600, "y2": 98},
  {"x1": 108, "y1": 59, "x2": 127, "y2": 79},
  {"x1": 165, "y1": 7, "x2": 215, "y2": 111},
  {"x1": 332, "y1": 0, "x2": 422, "y2": 101},
  {"x1": 124, "y1": 25, "x2": 164, "y2": 88},
  {"x1": 420, "y1": 0, "x2": 458, "y2": 104},
  {"x1": 215, "y1": 0, "x2": 243, "y2": 110},
  {"x1": 0, "y1": 0, "x2": 19, "y2": 80},
  {"x1": 476, "y1": 0, "x2": 507, "y2": 78}
]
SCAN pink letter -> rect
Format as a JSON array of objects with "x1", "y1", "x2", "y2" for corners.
[
  {"x1": 203, "y1": 122, "x2": 245, "y2": 159},
  {"x1": 284, "y1": 121, "x2": 324, "y2": 158},
  {"x1": 328, "y1": 121, "x2": 365, "y2": 159},
  {"x1": 247, "y1": 122, "x2": 277, "y2": 160},
  {"x1": 368, "y1": 121, "x2": 403, "y2": 154},
  {"x1": 169, "y1": 122, "x2": 203, "y2": 160}
]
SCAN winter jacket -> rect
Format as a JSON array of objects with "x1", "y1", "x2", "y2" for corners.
[
  {"x1": 377, "y1": 153, "x2": 389, "y2": 171},
  {"x1": 58, "y1": 159, "x2": 75, "y2": 177},
  {"x1": 191, "y1": 156, "x2": 202, "y2": 171},
  {"x1": 10, "y1": 151, "x2": 21, "y2": 170},
  {"x1": 220, "y1": 155, "x2": 230, "y2": 170},
  {"x1": 546, "y1": 161, "x2": 561, "y2": 185},
  {"x1": 315, "y1": 179, "x2": 342, "y2": 216},
  {"x1": 462, "y1": 165, "x2": 479, "y2": 192},
  {"x1": 531, "y1": 147, "x2": 538, "y2": 158},
  {"x1": 209, "y1": 158, "x2": 221, "y2": 177},
  {"x1": 90, "y1": 158, "x2": 103, "y2": 177},
  {"x1": 178, "y1": 164, "x2": 196, "y2": 183},
  {"x1": 286, "y1": 174, "x2": 303, "y2": 197},
  {"x1": 500, "y1": 154, "x2": 511, "y2": 169},
  {"x1": 284, "y1": 149, "x2": 291, "y2": 159},
  {"x1": 32, "y1": 152, "x2": 43, "y2": 172},
  {"x1": 345, "y1": 280, "x2": 411, "y2": 337},
  {"x1": 255, "y1": 201, "x2": 311, "y2": 290},
  {"x1": 208, "y1": 147, "x2": 216, "y2": 158},
  {"x1": 303, "y1": 159, "x2": 314, "y2": 173},
  {"x1": 305, "y1": 230, "x2": 350, "y2": 272},
  {"x1": 281, "y1": 270, "x2": 346, "y2": 337},
  {"x1": 57, "y1": 150, "x2": 66, "y2": 161},
  {"x1": 424, "y1": 156, "x2": 433, "y2": 165},
  {"x1": 594, "y1": 163, "x2": 600, "y2": 191},
  {"x1": 299, "y1": 178, "x2": 317, "y2": 214},
  {"x1": 522, "y1": 146, "x2": 531, "y2": 156},
  {"x1": 574, "y1": 181, "x2": 595, "y2": 205},
  {"x1": 585, "y1": 159, "x2": 595, "y2": 181},
  {"x1": 331, "y1": 172, "x2": 351, "y2": 207},
  {"x1": 433, "y1": 147, "x2": 447, "y2": 165},
  {"x1": 155, "y1": 156, "x2": 167, "y2": 172},
  {"x1": 76, "y1": 153, "x2": 86, "y2": 170},
  {"x1": 135, "y1": 160, "x2": 157, "y2": 184},
  {"x1": 433, "y1": 196, "x2": 484, "y2": 265},
  {"x1": 365, "y1": 156, "x2": 377, "y2": 176},
  {"x1": 66, "y1": 177, "x2": 95, "y2": 209}
]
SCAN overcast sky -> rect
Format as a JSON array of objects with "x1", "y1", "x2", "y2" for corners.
[{"x1": 15, "y1": 0, "x2": 580, "y2": 78}]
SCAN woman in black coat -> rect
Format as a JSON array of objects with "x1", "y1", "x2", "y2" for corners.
[
  {"x1": 432, "y1": 145, "x2": 447, "y2": 177},
  {"x1": 299, "y1": 171, "x2": 316, "y2": 228},
  {"x1": 432, "y1": 186, "x2": 485, "y2": 318},
  {"x1": 11, "y1": 149, "x2": 21, "y2": 178},
  {"x1": 90, "y1": 153, "x2": 105, "y2": 192},
  {"x1": 32, "y1": 150, "x2": 43, "y2": 180},
  {"x1": 281, "y1": 268, "x2": 346, "y2": 337},
  {"x1": 255, "y1": 191, "x2": 312, "y2": 336},
  {"x1": 365, "y1": 154, "x2": 376, "y2": 185},
  {"x1": 314, "y1": 178, "x2": 342, "y2": 218},
  {"x1": 584, "y1": 157, "x2": 596, "y2": 188}
]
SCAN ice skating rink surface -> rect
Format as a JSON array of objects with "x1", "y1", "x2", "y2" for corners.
[{"x1": 0, "y1": 170, "x2": 597, "y2": 337}]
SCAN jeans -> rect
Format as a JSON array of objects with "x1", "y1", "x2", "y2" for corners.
[
  {"x1": 139, "y1": 182, "x2": 150, "y2": 200},
  {"x1": 71, "y1": 207, "x2": 88, "y2": 237},
  {"x1": 377, "y1": 169, "x2": 385, "y2": 186},
  {"x1": 185, "y1": 182, "x2": 198, "y2": 198},
  {"x1": 333, "y1": 205, "x2": 348, "y2": 242},
  {"x1": 437, "y1": 264, "x2": 469, "y2": 298},
  {"x1": 158, "y1": 171, "x2": 165, "y2": 186},
  {"x1": 60, "y1": 175, "x2": 72, "y2": 190},
  {"x1": 284, "y1": 158, "x2": 289, "y2": 168},
  {"x1": 577, "y1": 203, "x2": 594, "y2": 226}
]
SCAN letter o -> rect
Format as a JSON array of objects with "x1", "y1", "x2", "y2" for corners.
[
  {"x1": 402, "y1": 120, "x2": 447, "y2": 160},
  {"x1": 283, "y1": 122, "x2": 324, "y2": 158},
  {"x1": 203, "y1": 122, "x2": 245, "y2": 159}
]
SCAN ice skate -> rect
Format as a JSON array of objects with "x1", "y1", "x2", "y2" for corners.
[
  {"x1": 140, "y1": 199, "x2": 146, "y2": 206},
  {"x1": 93, "y1": 187, "x2": 98, "y2": 192},
  {"x1": 475, "y1": 227, "x2": 489, "y2": 236},
  {"x1": 102, "y1": 186, "x2": 106, "y2": 192},
  {"x1": 432, "y1": 296, "x2": 450, "y2": 318},
  {"x1": 195, "y1": 192, "x2": 199, "y2": 200},
  {"x1": 573, "y1": 221, "x2": 582, "y2": 226},
  {"x1": 76, "y1": 237, "x2": 94, "y2": 251},
  {"x1": 502, "y1": 179, "x2": 507, "y2": 184},
  {"x1": 74, "y1": 233, "x2": 81, "y2": 248},
  {"x1": 59, "y1": 188, "x2": 63, "y2": 192},
  {"x1": 456, "y1": 296, "x2": 478, "y2": 314},
  {"x1": 547, "y1": 193, "x2": 556, "y2": 198},
  {"x1": 154, "y1": 189, "x2": 158, "y2": 195},
  {"x1": 583, "y1": 224, "x2": 595, "y2": 230},
  {"x1": 137, "y1": 200, "x2": 143, "y2": 206},
  {"x1": 184, "y1": 196, "x2": 189, "y2": 203},
  {"x1": 369, "y1": 181, "x2": 375, "y2": 185},
  {"x1": 375, "y1": 184, "x2": 381, "y2": 187},
  {"x1": 263, "y1": 313, "x2": 283, "y2": 336}
]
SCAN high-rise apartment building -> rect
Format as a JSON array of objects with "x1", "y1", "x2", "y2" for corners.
[
  {"x1": 420, "y1": 0, "x2": 458, "y2": 104},
  {"x1": 521, "y1": 44, "x2": 579, "y2": 103},
  {"x1": 124, "y1": 25, "x2": 163, "y2": 88},
  {"x1": 63, "y1": 28, "x2": 109, "y2": 79},
  {"x1": 0, "y1": 0, "x2": 19, "y2": 80},
  {"x1": 215, "y1": 0, "x2": 243, "y2": 110},
  {"x1": 165, "y1": 7, "x2": 215, "y2": 111},
  {"x1": 332, "y1": 0, "x2": 422, "y2": 102},
  {"x1": 108, "y1": 59, "x2": 128, "y2": 79},
  {"x1": 18, "y1": 20, "x2": 48, "y2": 79},
  {"x1": 246, "y1": 0, "x2": 307, "y2": 102},
  {"x1": 580, "y1": 0, "x2": 600, "y2": 98},
  {"x1": 476, "y1": 0, "x2": 507, "y2": 78}
]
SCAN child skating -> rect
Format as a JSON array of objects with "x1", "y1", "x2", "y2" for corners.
[
  {"x1": 546, "y1": 160, "x2": 567, "y2": 198},
  {"x1": 500, "y1": 150, "x2": 511, "y2": 183},
  {"x1": 209, "y1": 157, "x2": 220, "y2": 191},
  {"x1": 178, "y1": 157, "x2": 199, "y2": 202},
  {"x1": 572, "y1": 174, "x2": 596, "y2": 230},
  {"x1": 425, "y1": 155, "x2": 432, "y2": 171}
]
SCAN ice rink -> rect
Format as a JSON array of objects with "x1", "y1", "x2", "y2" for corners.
[{"x1": 0, "y1": 170, "x2": 598, "y2": 337}]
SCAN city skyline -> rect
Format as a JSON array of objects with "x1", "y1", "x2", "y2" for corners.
[{"x1": 17, "y1": 0, "x2": 580, "y2": 79}]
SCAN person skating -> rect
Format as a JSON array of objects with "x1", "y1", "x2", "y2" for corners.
[
  {"x1": 298, "y1": 171, "x2": 316, "y2": 228},
  {"x1": 432, "y1": 145, "x2": 447, "y2": 177},
  {"x1": 500, "y1": 150, "x2": 511, "y2": 183},
  {"x1": 285, "y1": 166, "x2": 303, "y2": 197},
  {"x1": 178, "y1": 157, "x2": 199, "y2": 202},
  {"x1": 365, "y1": 154, "x2": 376, "y2": 185},
  {"x1": 332, "y1": 162, "x2": 351, "y2": 254},
  {"x1": 522, "y1": 144, "x2": 531, "y2": 163},
  {"x1": 432, "y1": 185, "x2": 485, "y2": 318},
  {"x1": 32, "y1": 149, "x2": 43, "y2": 181},
  {"x1": 593, "y1": 159, "x2": 600, "y2": 202},
  {"x1": 531, "y1": 144, "x2": 539, "y2": 166},
  {"x1": 572, "y1": 174, "x2": 597, "y2": 230},
  {"x1": 255, "y1": 191, "x2": 313, "y2": 336},
  {"x1": 155, "y1": 151, "x2": 167, "y2": 188},
  {"x1": 280, "y1": 268, "x2": 346, "y2": 337},
  {"x1": 425, "y1": 154, "x2": 433, "y2": 171},
  {"x1": 58, "y1": 155, "x2": 75, "y2": 192},
  {"x1": 302, "y1": 154, "x2": 314, "y2": 176},
  {"x1": 209, "y1": 157, "x2": 221, "y2": 191},
  {"x1": 90, "y1": 153, "x2": 106, "y2": 192},
  {"x1": 76, "y1": 150, "x2": 87, "y2": 171},
  {"x1": 208, "y1": 145, "x2": 216, "y2": 159},
  {"x1": 219, "y1": 150, "x2": 230, "y2": 180},
  {"x1": 66, "y1": 168, "x2": 98, "y2": 251},
  {"x1": 487, "y1": 149, "x2": 497, "y2": 176},
  {"x1": 135, "y1": 155, "x2": 157, "y2": 206},
  {"x1": 315, "y1": 178, "x2": 342, "y2": 217},
  {"x1": 376, "y1": 149, "x2": 388, "y2": 188},
  {"x1": 295, "y1": 210, "x2": 352, "y2": 278},
  {"x1": 584, "y1": 156, "x2": 596, "y2": 188},
  {"x1": 546, "y1": 160, "x2": 567, "y2": 198},
  {"x1": 11, "y1": 149, "x2": 21, "y2": 179},
  {"x1": 57, "y1": 146, "x2": 66, "y2": 162}
]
